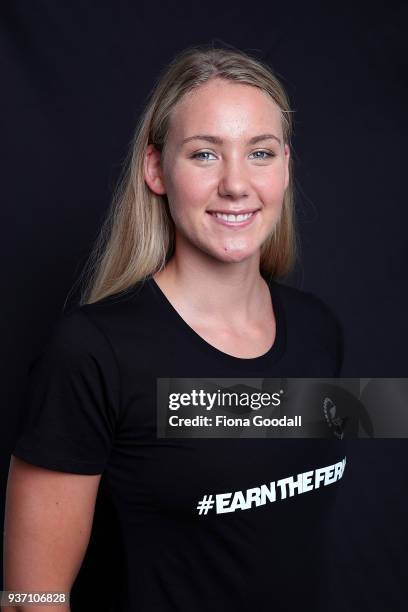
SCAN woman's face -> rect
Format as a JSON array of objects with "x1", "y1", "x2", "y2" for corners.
[{"x1": 145, "y1": 78, "x2": 290, "y2": 266}]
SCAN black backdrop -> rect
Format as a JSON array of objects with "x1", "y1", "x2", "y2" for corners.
[{"x1": 1, "y1": 1, "x2": 407, "y2": 610}]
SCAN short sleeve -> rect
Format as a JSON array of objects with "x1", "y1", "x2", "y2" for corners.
[{"x1": 12, "y1": 308, "x2": 121, "y2": 475}]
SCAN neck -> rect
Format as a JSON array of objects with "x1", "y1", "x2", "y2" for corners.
[{"x1": 153, "y1": 249, "x2": 270, "y2": 326}]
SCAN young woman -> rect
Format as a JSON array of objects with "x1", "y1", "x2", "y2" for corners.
[{"x1": 4, "y1": 44, "x2": 345, "y2": 611}]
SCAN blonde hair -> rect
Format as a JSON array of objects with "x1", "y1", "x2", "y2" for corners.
[{"x1": 77, "y1": 43, "x2": 297, "y2": 306}]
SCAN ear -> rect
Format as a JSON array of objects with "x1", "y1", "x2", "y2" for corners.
[
  {"x1": 283, "y1": 143, "x2": 290, "y2": 191},
  {"x1": 144, "y1": 144, "x2": 166, "y2": 195}
]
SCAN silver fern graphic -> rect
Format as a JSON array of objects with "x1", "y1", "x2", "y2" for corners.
[{"x1": 323, "y1": 397, "x2": 346, "y2": 439}]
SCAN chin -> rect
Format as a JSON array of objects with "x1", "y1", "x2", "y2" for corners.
[
  {"x1": 212, "y1": 246, "x2": 259, "y2": 264},
  {"x1": 188, "y1": 235, "x2": 261, "y2": 265}
]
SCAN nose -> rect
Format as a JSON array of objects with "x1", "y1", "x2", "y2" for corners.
[{"x1": 218, "y1": 157, "x2": 250, "y2": 200}]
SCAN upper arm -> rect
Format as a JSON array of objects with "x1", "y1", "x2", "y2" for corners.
[
  {"x1": 3, "y1": 456, "x2": 101, "y2": 595},
  {"x1": 4, "y1": 308, "x2": 120, "y2": 609}
]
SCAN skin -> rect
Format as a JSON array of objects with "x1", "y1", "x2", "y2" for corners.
[
  {"x1": 144, "y1": 77, "x2": 290, "y2": 357},
  {"x1": 3, "y1": 457, "x2": 100, "y2": 611}
]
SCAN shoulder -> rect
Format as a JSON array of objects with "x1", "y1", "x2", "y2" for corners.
[
  {"x1": 44, "y1": 279, "x2": 155, "y2": 368},
  {"x1": 271, "y1": 280, "x2": 340, "y2": 330},
  {"x1": 33, "y1": 303, "x2": 122, "y2": 382},
  {"x1": 57, "y1": 279, "x2": 150, "y2": 344},
  {"x1": 45, "y1": 307, "x2": 109, "y2": 358},
  {"x1": 68, "y1": 278, "x2": 154, "y2": 327},
  {"x1": 270, "y1": 279, "x2": 344, "y2": 375}
]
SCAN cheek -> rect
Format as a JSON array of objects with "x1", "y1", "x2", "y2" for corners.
[
  {"x1": 256, "y1": 167, "x2": 287, "y2": 202},
  {"x1": 167, "y1": 167, "x2": 213, "y2": 213}
]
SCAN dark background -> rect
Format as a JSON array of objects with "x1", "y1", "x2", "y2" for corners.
[{"x1": 1, "y1": 1, "x2": 407, "y2": 610}]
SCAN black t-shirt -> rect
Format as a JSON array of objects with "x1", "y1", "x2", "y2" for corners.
[{"x1": 13, "y1": 276, "x2": 346, "y2": 611}]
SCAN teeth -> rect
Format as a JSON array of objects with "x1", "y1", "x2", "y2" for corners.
[{"x1": 213, "y1": 212, "x2": 254, "y2": 222}]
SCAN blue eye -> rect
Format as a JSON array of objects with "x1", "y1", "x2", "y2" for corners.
[
  {"x1": 191, "y1": 151, "x2": 216, "y2": 161},
  {"x1": 191, "y1": 150, "x2": 275, "y2": 162},
  {"x1": 250, "y1": 150, "x2": 275, "y2": 160}
]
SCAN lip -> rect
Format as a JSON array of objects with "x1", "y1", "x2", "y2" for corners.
[
  {"x1": 207, "y1": 208, "x2": 260, "y2": 215},
  {"x1": 207, "y1": 209, "x2": 260, "y2": 228}
]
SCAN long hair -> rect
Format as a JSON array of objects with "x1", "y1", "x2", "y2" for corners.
[{"x1": 77, "y1": 43, "x2": 297, "y2": 306}]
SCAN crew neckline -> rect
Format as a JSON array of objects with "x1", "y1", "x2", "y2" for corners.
[{"x1": 146, "y1": 275, "x2": 286, "y2": 371}]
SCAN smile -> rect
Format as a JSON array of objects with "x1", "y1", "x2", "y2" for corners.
[{"x1": 208, "y1": 210, "x2": 259, "y2": 227}]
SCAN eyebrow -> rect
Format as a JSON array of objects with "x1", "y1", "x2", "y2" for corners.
[{"x1": 180, "y1": 133, "x2": 282, "y2": 147}]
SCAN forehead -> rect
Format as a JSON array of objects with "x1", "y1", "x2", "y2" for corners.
[{"x1": 168, "y1": 79, "x2": 283, "y2": 142}]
